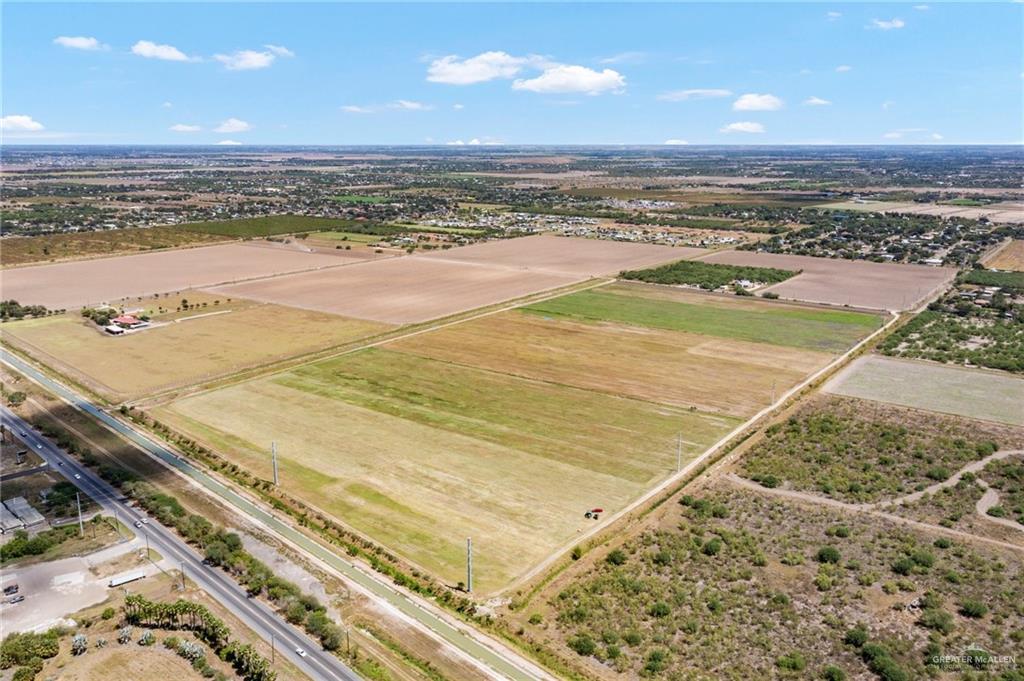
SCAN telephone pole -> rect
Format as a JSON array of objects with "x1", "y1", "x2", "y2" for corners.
[
  {"x1": 271, "y1": 441, "x2": 279, "y2": 486},
  {"x1": 466, "y1": 537, "x2": 473, "y2": 593},
  {"x1": 676, "y1": 432, "x2": 683, "y2": 473},
  {"x1": 76, "y1": 492, "x2": 84, "y2": 537}
]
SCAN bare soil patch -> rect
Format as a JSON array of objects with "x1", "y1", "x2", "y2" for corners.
[
  {"x1": 0, "y1": 242, "x2": 354, "y2": 310},
  {"x1": 420, "y1": 234, "x2": 698, "y2": 277},
  {"x1": 701, "y1": 250, "x2": 955, "y2": 310},
  {"x1": 206, "y1": 255, "x2": 580, "y2": 324}
]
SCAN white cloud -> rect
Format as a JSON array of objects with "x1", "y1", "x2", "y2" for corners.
[
  {"x1": 388, "y1": 100, "x2": 433, "y2": 111},
  {"x1": 913, "y1": 4, "x2": 930, "y2": 9},
  {"x1": 733, "y1": 93, "x2": 783, "y2": 111},
  {"x1": 215, "y1": 50, "x2": 275, "y2": 71},
  {"x1": 883, "y1": 127, "x2": 927, "y2": 139},
  {"x1": 720, "y1": 121, "x2": 765, "y2": 134},
  {"x1": 803, "y1": 96, "x2": 832, "y2": 106},
  {"x1": 215, "y1": 140, "x2": 243, "y2": 145},
  {"x1": 169, "y1": 123, "x2": 201, "y2": 132},
  {"x1": 663, "y1": 139, "x2": 689, "y2": 145},
  {"x1": 931, "y1": 133, "x2": 944, "y2": 140},
  {"x1": 512, "y1": 65, "x2": 625, "y2": 95},
  {"x1": 214, "y1": 117, "x2": 251, "y2": 133},
  {"x1": 452, "y1": 103, "x2": 464, "y2": 110},
  {"x1": 54, "y1": 36, "x2": 107, "y2": 51},
  {"x1": 427, "y1": 51, "x2": 535, "y2": 84},
  {"x1": 132, "y1": 40, "x2": 192, "y2": 62},
  {"x1": 871, "y1": 18, "x2": 906, "y2": 30},
  {"x1": 162, "y1": 101, "x2": 173, "y2": 108},
  {"x1": 340, "y1": 105, "x2": 374, "y2": 114},
  {"x1": 598, "y1": 51, "x2": 646, "y2": 65},
  {"x1": 826, "y1": 11, "x2": 842, "y2": 20},
  {"x1": 0, "y1": 115, "x2": 45, "y2": 131},
  {"x1": 835, "y1": 64, "x2": 853, "y2": 72},
  {"x1": 657, "y1": 88, "x2": 732, "y2": 101},
  {"x1": 881, "y1": 100, "x2": 895, "y2": 110},
  {"x1": 264, "y1": 44, "x2": 294, "y2": 58},
  {"x1": 447, "y1": 139, "x2": 467, "y2": 146},
  {"x1": 446, "y1": 137, "x2": 501, "y2": 146}
]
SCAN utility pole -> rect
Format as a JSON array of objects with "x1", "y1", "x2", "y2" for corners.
[
  {"x1": 676, "y1": 432, "x2": 683, "y2": 473},
  {"x1": 771, "y1": 379, "x2": 776, "y2": 405},
  {"x1": 271, "y1": 634, "x2": 275, "y2": 664},
  {"x1": 272, "y1": 441, "x2": 279, "y2": 486},
  {"x1": 76, "y1": 493, "x2": 84, "y2": 537},
  {"x1": 180, "y1": 562, "x2": 186, "y2": 590},
  {"x1": 466, "y1": 537, "x2": 473, "y2": 594}
]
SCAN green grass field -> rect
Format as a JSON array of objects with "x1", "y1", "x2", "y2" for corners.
[
  {"x1": 522, "y1": 283, "x2": 881, "y2": 353},
  {"x1": 963, "y1": 269, "x2": 1024, "y2": 290},
  {"x1": 159, "y1": 347, "x2": 738, "y2": 592},
  {"x1": 305, "y1": 231, "x2": 382, "y2": 243},
  {"x1": 179, "y1": 215, "x2": 369, "y2": 237}
]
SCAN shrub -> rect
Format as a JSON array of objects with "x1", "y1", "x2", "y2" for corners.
[
  {"x1": 891, "y1": 557, "x2": 914, "y2": 576},
  {"x1": 918, "y1": 608, "x2": 955, "y2": 635},
  {"x1": 844, "y1": 626, "x2": 868, "y2": 648},
  {"x1": 649, "y1": 602, "x2": 671, "y2": 618},
  {"x1": 528, "y1": 613, "x2": 542, "y2": 625},
  {"x1": 644, "y1": 649, "x2": 669, "y2": 674},
  {"x1": 933, "y1": 538, "x2": 952, "y2": 549},
  {"x1": 568, "y1": 634, "x2": 596, "y2": 657},
  {"x1": 701, "y1": 538, "x2": 722, "y2": 556},
  {"x1": 817, "y1": 546, "x2": 841, "y2": 564},
  {"x1": 822, "y1": 665, "x2": 846, "y2": 681},
  {"x1": 776, "y1": 651, "x2": 806, "y2": 671},
  {"x1": 100, "y1": 607, "x2": 116, "y2": 620},
  {"x1": 959, "y1": 600, "x2": 988, "y2": 618},
  {"x1": 606, "y1": 549, "x2": 627, "y2": 566}
]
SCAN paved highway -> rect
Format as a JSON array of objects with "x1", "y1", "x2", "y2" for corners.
[
  {"x1": 1, "y1": 403, "x2": 359, "y2": 681},
  {"x1": 1, "y1": 349, "x2": 547, "y2": 681}
]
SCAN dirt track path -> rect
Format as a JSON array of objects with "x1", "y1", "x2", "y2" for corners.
[
  {"x1": 723, "y1": 473, "x2": 1024, "y2": 553},
  {"x1": 875, "y1": 449, "x2": 1023, "y2": 510}
]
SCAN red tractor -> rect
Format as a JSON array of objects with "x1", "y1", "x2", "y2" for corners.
[{"x1": 583, "y1": 508, "x2": 604, "y2": 520}]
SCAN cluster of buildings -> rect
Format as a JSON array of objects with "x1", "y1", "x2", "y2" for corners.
[
  {"x1": 104, "y1": 313, "x2": 150, "y2": 336},
  {"x1": 0, "y1": 496, "x2": 46, "y2": 533}
]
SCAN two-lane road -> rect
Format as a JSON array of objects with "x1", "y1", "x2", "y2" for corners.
[
  {"x1": 1, "y1": 349, "x2": 550, "y2": 681},
  {"x1": 1, "y1": 404, "x2": 359, "y2": 681}
]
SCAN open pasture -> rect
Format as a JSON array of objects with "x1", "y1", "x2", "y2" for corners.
[
  {"x1": 205, "y1": 248, "x2": 581, "y2": 324},
  {"x1": 157, "y1": 347, "x2": 738, "y2": 593},
  {"x1": 701, "y1": 250, "x2": 955, "y2": 310},
  {"x1": 0, "y1": 242, "x2": 351, "y2": 310},
  {"x1": 2, "y1": 296, "x2": 388, "y2": 402},
  {"x1": 420, "y1": 233, "x2": 697, "y2": 276},
  {"x1": 825, "y1": 355, "x2": 1024, "y2": 426}
]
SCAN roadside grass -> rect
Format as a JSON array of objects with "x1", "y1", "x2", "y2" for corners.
[{"x1": 522, "y1": 284, "x2": 881, "y2": 353}]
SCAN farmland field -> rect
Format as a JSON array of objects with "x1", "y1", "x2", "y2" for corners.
[
  {"x1": 156, "y1": 347, "x2": 739, "y2": 592},
  {"x1": 520, "y1": 282, "x2": 882, "y2": 353},
  {"x1": 0, "y1": 242, "x2": 351, "y2": 310},
  {"x1": 158, "y1": 280, "x2": 877, "y2": 592},
  {"x1": 206, "y1": 255, "x2": 580, "y2": 324},
  {"x1": 825, "y1": 356, "x2": 1024, "y2": 426},
  {"x1": 420, "y1": 233, "x2": 697, "y2": 276},
  {"x1": 986, "y1": 240, "x2": 1024, "y2": 271},
  {"x1": 3, "y1": 294, "x2": 389, "y2": 401},
  {"x1": 701, "y1": 250, "x2": 956, "y2": 310},
  {"x1": 0, "y1": 227, "x2": 227, "y2": 267}
]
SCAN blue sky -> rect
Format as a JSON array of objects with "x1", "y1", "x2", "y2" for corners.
[{"x1": 2, "y1": 2, "x2": 1021, "y2": 145}]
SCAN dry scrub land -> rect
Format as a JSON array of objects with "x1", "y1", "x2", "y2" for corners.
[
  {"x1": 0, "y1": 241, "x2": 352, "y2": 310},
  {"x1": 529, "y1": 481, "x2": 1024, "y2": 680},
  {"x1": 0, "y1": 228, "x2": 227, "y2": 267},
  {"x1": 826, "y1": 356, "x2": 1024, "y2": 426},
  {"x1": 701, "y1": 250, "x2": 955, "y2": 311},
  {"x1": 155, "y1": 283, "x2": 880, "y2": 593},
  {"x1": 2, "y1": 291, "x2": 389, "y2": 402}
]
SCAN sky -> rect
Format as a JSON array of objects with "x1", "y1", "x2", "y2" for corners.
[{"x1": 2, "y1": 2, "x2": 1022, "y2": 145}]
